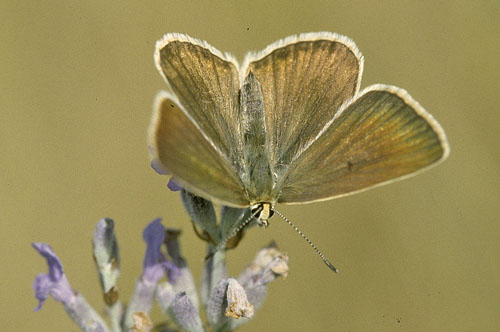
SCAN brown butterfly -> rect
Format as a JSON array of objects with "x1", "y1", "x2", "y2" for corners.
[{"x1": 148, "y1": 32, "x2": 449, "y2": 271}]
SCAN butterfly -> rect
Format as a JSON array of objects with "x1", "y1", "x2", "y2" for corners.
[{"x1": 148, "y1": 32, "x2": 449, "y2": 270}]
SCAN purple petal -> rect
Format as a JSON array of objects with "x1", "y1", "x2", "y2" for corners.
[
  {"x1": 32, "y1": 274, "x2": 50, "y2": 310},
  {"x1": 32, "y1": 243, "x2": 74, "y2": 311},
  {"x1": 32, "y1": 243, "x2": 63, "y2": 280},
  {"x1": 167, "y1": 178, "x2": 182, "y2": 191},
  {"x1": 164, "y1": 229, "x2": 199, "y2": 308},
  {"x1": 206, "y1": 279, "x2": 229, "y2": 326},
  {"x1": 165, "y1": 261, "x2": 181, "y2": 284},
  {"x1": 142, "y1": 219, "x2": 167, "y2": 283},
  {"x1": 151, "y1": 158, "x2": 169, "y2": 175},
  {"x1": 172, "y1": 292, "x2": 203, "y2": 332}
]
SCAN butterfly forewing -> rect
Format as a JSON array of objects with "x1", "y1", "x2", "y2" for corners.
[
  {"x1": 155, "y1": 34, "x2": 244, "y2": 173},
  {"x1": 242, "y1": 33, "x2": 363, "y2": 185},
  {"x1": 278, "y1": 85, "x2": 449, "y2": 203},
  {"x1": 149, "y1": 92, "x2": 248, "y2": 207}
]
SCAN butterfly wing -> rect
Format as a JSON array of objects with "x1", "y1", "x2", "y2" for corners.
[
  {"x1": 155, "y1": 33, "x2": 245, "y2": 176},
  {"x1": 277, "y1": 85, "x2": 449, "y2": 203},
  {"x1": 148, "y1": 92, "x2": 248, "y2": 207},
  {"x1": 241, "y1": 32, "x2": 364, "y2": 186}
]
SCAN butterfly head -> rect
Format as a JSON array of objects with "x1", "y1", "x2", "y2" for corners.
[{"x1": 251, "y1": 202, "x2": 274, "y2": 227}]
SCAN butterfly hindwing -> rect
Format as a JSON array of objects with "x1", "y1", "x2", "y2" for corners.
[
  {"x1": 149, "y1": 92, "x2": 248, "y2": 207},
  {"x1": 277, "y1": 85, "x2": 449, "y2": 204}
]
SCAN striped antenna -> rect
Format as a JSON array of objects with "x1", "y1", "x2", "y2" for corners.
[
  {"x1": 205, "y1": 206, "x2": 263, "y2": 260},
  {"x1": 273, "y1": 209, "x2": 338, "y2": 273}
]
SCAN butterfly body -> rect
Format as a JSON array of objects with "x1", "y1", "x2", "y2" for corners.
[{"x1": 239, "y1": 71, "x2": 275, "y2": 204}]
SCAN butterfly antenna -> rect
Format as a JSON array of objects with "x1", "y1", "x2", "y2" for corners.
[
  {"x1": 273, "y1": 209, "x2": 338, "y2": 273},
  {"x1": 205, "y1": 206, "x2": 263, "y2": 261}
]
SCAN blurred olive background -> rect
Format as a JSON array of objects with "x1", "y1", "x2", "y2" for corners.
[{"x1": 2, "y1": 1, "x2": 499, "y2": 331}]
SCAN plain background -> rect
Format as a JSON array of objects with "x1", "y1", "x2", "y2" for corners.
[{"x1": 2, "y1": 1, "x2": 499, "y2": 331}]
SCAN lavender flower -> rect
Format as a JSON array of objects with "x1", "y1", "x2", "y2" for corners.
[
  {"x1": 149, "y1": 154, "x2": 182, "y2": 191},
  {"x1": 32, "y1": 243, "x2": 110, "y2": 332},
  {"x1": 230, "y1": 243, "x2": 289, "y2": 330},
  {"x1": 170, "y1": 292, "x2": 204, "y2": 332},
  {"x1": 206, "y1": 278, "x2": 254, "y2": 331},
  {"x1": 167, "y1": 178, "x2": 183, "y2": 191},
  {"x1": 93, "y1": 218, "x2": 120, "y2": 305},
  {"x1": 124, "y1": 218, "x2": 179, "y2": 329},
  {"x1": 32, "y1": 243, "x2": 74, "y2": 311},
  {"x1": 151, "y1": 158, "x2": 169, "y2": 175},
  {"x1": 164, "y1": 228, "x2": 199, "y2": 308},
  {"x1": 202, "y1": 244, "x2": 289, "y2": 332},
  {"x1": 93, "y1": 218, "x2": 122, "y2": 332},
  {"x1": 201, "y1": 250, "x2": 227, "y2": 308},
  {"x1": 156, "y1": 228, "x2": 200, "y2": 324},
  {"x1": 224, "y1": 278, "x2": 254, "y2": 319},
  {"x1": 129, "y1": 312, "x2": 152, "y2": 332},
  {"x1": 33, "y1": 204, "x2": 288, "y2": 332},
  {"x1": 142, "y1": 219, "x2": 175, "y2": 283}
]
